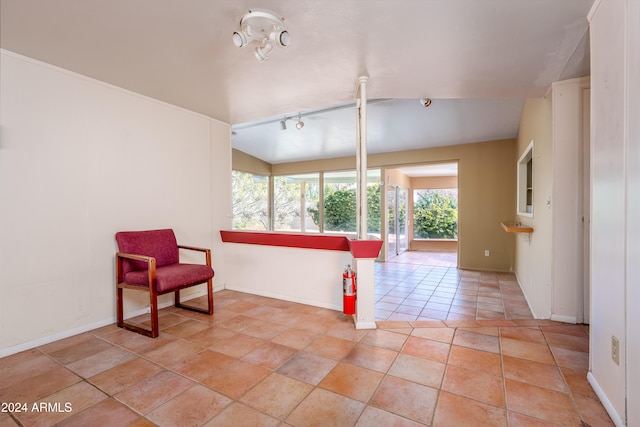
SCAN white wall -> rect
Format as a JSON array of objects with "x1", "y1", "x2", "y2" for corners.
[
  {"x1": 0, "y1": 50, "x2": 231, "y2": 355},
  {"x1": 514, "y1": 97, "x2": 553, "y2": 318},
  {"x1": 515, "y1": 79, "x2": 590, "y2": 324},
  {"x1": 551, "y1": 77, "x2": 590, "y2": 324},
  {"x1": 223, "y1": 243, "x2": 352, "y2": 311},
  {"x1": 588, "y1": 0, "x2": 639, "y2": 425},
  {"x1": 625, "y1": 2, "x2": 640, "y2": 425}
]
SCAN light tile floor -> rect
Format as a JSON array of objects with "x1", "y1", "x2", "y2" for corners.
[
  {"x1": 375, "y1": 251, "x2": 533, "y2": 322},
  {"x1": 0, "y1": 289, "x2": 613, "y2": 426}
]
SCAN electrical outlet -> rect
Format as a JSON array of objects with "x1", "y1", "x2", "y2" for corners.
[
  {"x1": 612, "y1": 335, "x2": 620, "y2": 365},
  {"x1": 484, "y1": 250, "x2": 490, "y2": 257}
]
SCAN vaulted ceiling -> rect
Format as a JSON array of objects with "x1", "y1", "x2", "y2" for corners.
[{"x1": 1, "y1": 0, "x2": 593, "y2": 164}]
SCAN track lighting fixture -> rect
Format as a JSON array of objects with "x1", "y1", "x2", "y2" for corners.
[
  {"x1": 232, "y1": 9, "x2": 290, "y2": 62},
  {"x1": 420, "y1": 98, "x2": 432, "y2": 107},
  {"x1": 279, "y1": 114, "x2": 304, "y2": 130}
]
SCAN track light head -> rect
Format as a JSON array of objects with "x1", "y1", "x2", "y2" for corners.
[
  {"x1": 296, "y1": 118, "x2": 304, "y2": 130},
  {"x1": 280, "y1": 119, "x2": 287, "y2": 130},
  {"x1": 419, "y1": 98, "x2": 432, "y2": 108},
  {"x1": 232, "y1": 28, "x2": 251, "y2": 48},
  {"x1": 271, "y1": 30, "x2": 291, "y2": 48},
  {"x1": 254, "y1": 40, "x2": 273, "y2": 62}
]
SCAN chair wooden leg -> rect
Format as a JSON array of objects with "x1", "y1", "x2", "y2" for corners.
[
  {"x1": 116, "y1": 287, "x2": 124, "y2": 327},
  {"x1": 116, "y1": 285, "x2": 157, "y2": 338},
  {"x1": 175, "y1": 281, "x2": 214, "y2": 315},
  {"x1": 117, "y1": 281, "x2": 213, "y2": 338},
  {"x1": 206, "y1": 278, "x2": 214, "y2": 315},
  {"x1": 149, "y1": 290, "x2": 159, "y2": 338},
  {"x1": 175, "y1": 288, "x2": 182, "y2": 307}
]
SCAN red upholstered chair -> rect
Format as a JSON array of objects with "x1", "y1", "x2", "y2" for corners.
[{"x1": 115, "y1": 229, "x2": 214, "y2": 337}]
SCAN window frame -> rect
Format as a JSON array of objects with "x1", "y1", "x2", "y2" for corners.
[{"x1": 517, "y1": 140, "x2": 534, "y2": 218}]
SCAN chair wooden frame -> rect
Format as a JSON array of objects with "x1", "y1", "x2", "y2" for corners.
[{"x1": 116, "y1": 245, "x2": 214, "y2": 338}]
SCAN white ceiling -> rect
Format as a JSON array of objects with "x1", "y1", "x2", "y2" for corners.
[
  {"x1": 0, "y1": 0, "x2": 593, "y2": 164},
  {"x1": 232, "y1": 97, "x2": 526, "y2": 163}
]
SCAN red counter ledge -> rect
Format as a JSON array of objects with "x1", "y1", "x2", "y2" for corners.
[
  {"x1": 220, "y1": 230, "x2": 382, "y2": 259},
  {"x1": 346, "y1": 238, "x2": 384, "y2": 259}
]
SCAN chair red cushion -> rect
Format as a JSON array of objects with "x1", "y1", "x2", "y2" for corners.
[
  {"x1": 116, "y1": 229, "x2": 179, "y2": 275},
  {"x1": 124, "y1": 263, "x2": 214, "y2": 293}
]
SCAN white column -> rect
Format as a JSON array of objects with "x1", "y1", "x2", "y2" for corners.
[
  {"x1": 352, "y1": 257, "x2": 376, "y2": 329},
  {"x1": 355, "y1": 76, "x2": 369, "y2": 240},
  {"x1": 353, "y1": 76, "x2": 376, "y2": 329}
]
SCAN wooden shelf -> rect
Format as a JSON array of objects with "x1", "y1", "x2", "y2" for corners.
[{"x1": 501, "y1": 222, "x2": 534, "y2": 233}]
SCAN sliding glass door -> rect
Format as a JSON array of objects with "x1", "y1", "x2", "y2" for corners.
[
  {"x1": 387, "y1": 184, "x2": 408, "y2": 259},
  {"x1": 397, "y1": 187, "x2": 408, "y2": 253},
  {"x1": 387, "y1": 186, "x2": 397, "y2": 259}
]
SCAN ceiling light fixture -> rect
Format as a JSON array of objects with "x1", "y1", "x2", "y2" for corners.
[
  {"x1": 295, "y1": 115, "x2": 304, "y2": 130},
  {"x1": 232, "y1": 9, "x2": 290, "y2": 62},
  {"x1": 280, "y1": 118, "x2": 287, "y2": 130},
  {"x1": 420, "y1": 98, "x2": 432, "y2": 107}
]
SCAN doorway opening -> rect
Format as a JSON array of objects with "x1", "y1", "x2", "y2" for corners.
[{"x1": 383, "y1": 162, "x2": 459, "y2": 263}]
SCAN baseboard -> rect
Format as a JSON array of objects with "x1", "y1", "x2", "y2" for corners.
[
  {"x1": 0, "y1": 287, "x2": 220, "y2": 358},
  {"x1": 514, "y1": 273, "x2": 543, "y2": 319},
  {"x1": 0, "y1": 317, "x2": 116, "y2": 358},
  {"x1": 587, "y1": 372, "x2": 626, "y2": 427},
  {"x1": 458, "y1": 265, "x2": 513, "y2": 273},
  {"x1": 355, "y1": 320, "x2": 377, "y2": 330},
  {"x1": 550, "y1": 314, "x2": 578, "y2": 324},
  {"x1": 223, "y1": 285, "x2": 342, "y2": 311}
]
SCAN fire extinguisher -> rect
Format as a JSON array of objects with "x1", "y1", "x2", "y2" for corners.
[{"x1": 343, "y1": 264, "x2": 357, "y2": 315}]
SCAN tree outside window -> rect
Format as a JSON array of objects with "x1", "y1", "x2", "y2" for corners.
[
  {"x1": 232, "y1": 171, "x2": 269, "y2": 230},
  {"x1": 274, "y1": 173, "x2": 319, "y2": 232},
  {"x1": 413, "y1": 189, "x2": 458, "y2": 239},
  {"x1": 308, "y1": 184, "x2": 381, "y2": 234},
  {"x1": 308, "y1": 170, "x2": 381, "y2": 235}
]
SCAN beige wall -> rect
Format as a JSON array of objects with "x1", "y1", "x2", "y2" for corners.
[
  {"x1": 375, "y1": 141, "x2": 515, "y2": 271},
  {"x1": 514, "y1": 97, "x2": 553, "y2": 318},
  {"x1": 271, "y1": 157, "x2": 357, "y2": 175},
  {"x1": 411, "y1": 240, "x2": 458, "y2": 252},
  {"x1": 245, "y1": 139, "x2": 516, "y2": 272},
  {"x1": 372, "y1": 141, "x2": 514, "y2": 273},
  {"x1": 385, "y1": 169, "x2": 411, "y2": 188},
  {"x1": 232, "y1": 148, "x2": 271, "y2": 175},
  {"x1": 411, "y1": 176, "x2": 457, "y2": 189}
]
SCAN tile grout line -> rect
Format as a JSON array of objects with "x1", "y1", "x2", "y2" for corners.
[{"x1": 2, "y1": 290, "x2": 604, "y2": 426}]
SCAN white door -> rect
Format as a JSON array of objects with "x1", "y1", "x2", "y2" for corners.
[{"x1": 582, "y1": 87, "x2": 591, "y2": 324}]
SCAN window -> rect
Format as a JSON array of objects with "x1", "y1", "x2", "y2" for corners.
[
  {"x1": 517, "y1": 140, "x2": 534, "y2": 217},
  {"x1": 317, "y1": 170, "x2": 381, "y2": 234},
  {"x1": 413, "y1": 189, "x2": 458, "y2": 239},
  {"x1": 273, "y1": 173, "x2": 319, "y2": 232},
  {"x1": 232, "y1": 171, "x2": 269, "y2": 230},
  {"x1": 232, "y1": 169, "x2": 381, "y2": 234}
]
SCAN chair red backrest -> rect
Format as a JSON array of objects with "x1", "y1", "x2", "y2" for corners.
[{"x1": 115, "y1": 229, "x2": 179, "y2": 275}]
